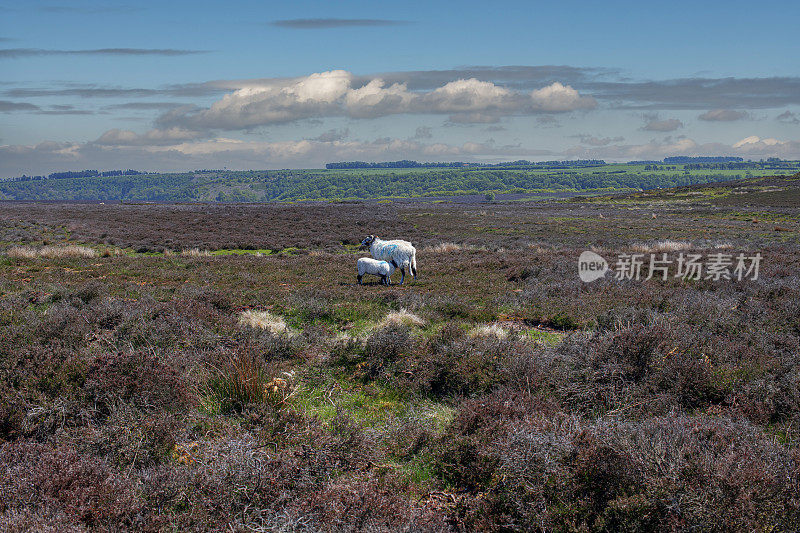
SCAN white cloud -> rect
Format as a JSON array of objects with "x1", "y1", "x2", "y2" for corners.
[
  {"x1": 531, "y1": 82, "x2": 596, "y2": 112},
  {"x1": 156, "y1": 71, "x2": 597, "y2": 130},
  {"x1": 732, "y1": 135, "x2": 782, "y2": 149},
  {"x1": 344, "y1": 78, "x2": 414, "y2": 118}
]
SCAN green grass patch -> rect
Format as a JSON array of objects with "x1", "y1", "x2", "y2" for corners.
[
  {"x1": 292, "y1": 373, "x2": 454, "y2": 432},
  {"x1": 523, "y1": 328, "x2": 565, "y2": 344}
]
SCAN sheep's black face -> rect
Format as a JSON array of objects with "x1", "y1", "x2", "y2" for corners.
[{"x1": 360, "y1": 235, "x2": 375, "y2": 249}]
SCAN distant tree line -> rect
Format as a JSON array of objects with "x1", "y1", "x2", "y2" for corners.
[
  {"x1": 664, "y1": 156, "x2": 744, "y2": 164},
  {"x1": 6, "y1": 169, "x2": 143, "y2": 183},
  {"x1": 1, "y1": 160, "x2": 797, "y2": 203},
  {"x1": 326, "y1": 159, "x2": 606, "y2": 170}
]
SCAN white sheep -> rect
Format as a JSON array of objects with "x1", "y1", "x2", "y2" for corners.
[
  {"x1": 357, "y1": 257, "x2": 397, "y2": 285},
  {"x1": 360, "y1": 235, "x2": 417, "y2": 285}
]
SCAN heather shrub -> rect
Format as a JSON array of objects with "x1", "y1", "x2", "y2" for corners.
[
  {"x1": 1, "y1": 441, "x2": 145, "y2": 529},
  {"x1": 298, "y1": 472, "x2": 446, "y2": 532},
  {"x1": 239, "y1": 325, "x2": 304, "y2": 360},
  {"x1": 441, "y1": 409, "x2": 800, "y2": 531},
  {"x1": 83, "y1": 349, "x2": 188, "y2": 416},
  {"x1": 361, "y1": 323, "x2": 413, "y2": 379},
  {"x1": 432, "y1": 392, "x2": 534, "y2": 491},
  {"x1": 413, "y1": 334, "x2": 515, "y2": 398},
  {"x1": 87, "y1": 403, "x2": 178, "y2": 467}
]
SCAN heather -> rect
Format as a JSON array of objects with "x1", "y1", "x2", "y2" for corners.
[{"x1": 1, "y1": 178, "x2": 799, "y2": 531}]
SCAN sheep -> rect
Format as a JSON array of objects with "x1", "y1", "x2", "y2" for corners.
[
  {"x1": 357, "y1": 257, "x2": 398, "y2": 285},
  {"x1": 360, "y1": 235, "x2": 417, "y2": 285}
]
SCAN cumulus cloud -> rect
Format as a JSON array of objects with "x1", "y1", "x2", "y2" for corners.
[
  {"x1": 7, "y1": 68, "x2": 800, "y2": 109},
  {"x1": 698, "y1": 109, "x2": 749, "y2": 121},
  {"x1": 776, "y1": 110, "x2": 800, "y2": 124},
  {"x1": 530, "y1": 82, "x2": 595, "y2": 111},
  {"x1": 640, "y1": 114, "x2": 683, "y2": 132},
  {"x1": 155, "y1": 71, "x2": 597, "y2": 130}
]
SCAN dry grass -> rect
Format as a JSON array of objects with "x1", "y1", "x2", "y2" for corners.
[
  {"x1": 468, "y1": 323, "x2": 509, "y2": 339},
  {"x1": 181, "y1": 248, "x2": 212, "y2": 257},
  {"x1": 6, "y1": 245, "x2": 98, "y2": 259},
  {"x1": 422, "y1": 242, "x2": 488, "y2": 253},
  {"x1": 378, "y1": 308, "x2": 426, "y2": 328},
  {"x1": 238, "y1": 310, "x2": 295, "y2": 336},
  {"x1": 631, "y1": 240, "x2": 692, "y2": 253}
]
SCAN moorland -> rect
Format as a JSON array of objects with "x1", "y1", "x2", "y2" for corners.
[{"x1": 1, "y1": 172, "x2": 799, "y2": 531}]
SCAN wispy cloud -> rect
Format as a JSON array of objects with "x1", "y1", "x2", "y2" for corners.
[
  {"x1": 38, "y1": 5, "x2": 143, "y2": 14},
  {"x1": 271, "y1": 18, "x2": 412, "y2": 29},
  {"x1": 0, "y1": 100, "x2": 95, "y2": 114},
  {"x1": 640, "y1": 113, "x2": 683, "y2": 132},
  {"x1": 104, "y1": 102, "x2": 190, "y2": 111},
  {"x1": 571, "y1": 134, "x2": 625, "y2": 146},
  {"x1": 0, "y1": 48, "x2": 208, "y2": 59},
  {"x1": 698, "y1": 109, "x2": 749, "y2": 121},
  {"x1": 776, "y1": 110, "x2": 800, "y2": 125},
  {"x1": 0, "y1": 100, "x2": 39, "y2": 112},
  {"x1": 592, "y1": 76, "x2": 800, "y2": 110}
]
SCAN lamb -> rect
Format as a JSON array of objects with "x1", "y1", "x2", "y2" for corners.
[
  {"x1": 360, "y1": 235, "x2": 417, "y2": 285},
  {"x1": 357, "y1": 257, "x2": 398, "y2": 285}
]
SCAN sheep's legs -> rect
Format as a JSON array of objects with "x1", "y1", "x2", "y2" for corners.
[
  {"x1": 399, "y1": 268, "x2": 405, "y2": 285},
  {"x1": 357, "y1": 275, "x2": 363, "y2": 285}
]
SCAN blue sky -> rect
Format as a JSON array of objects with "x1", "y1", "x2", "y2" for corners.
[{"x1": 1, "y1": 0, "x2": 799, "y2": 174}]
